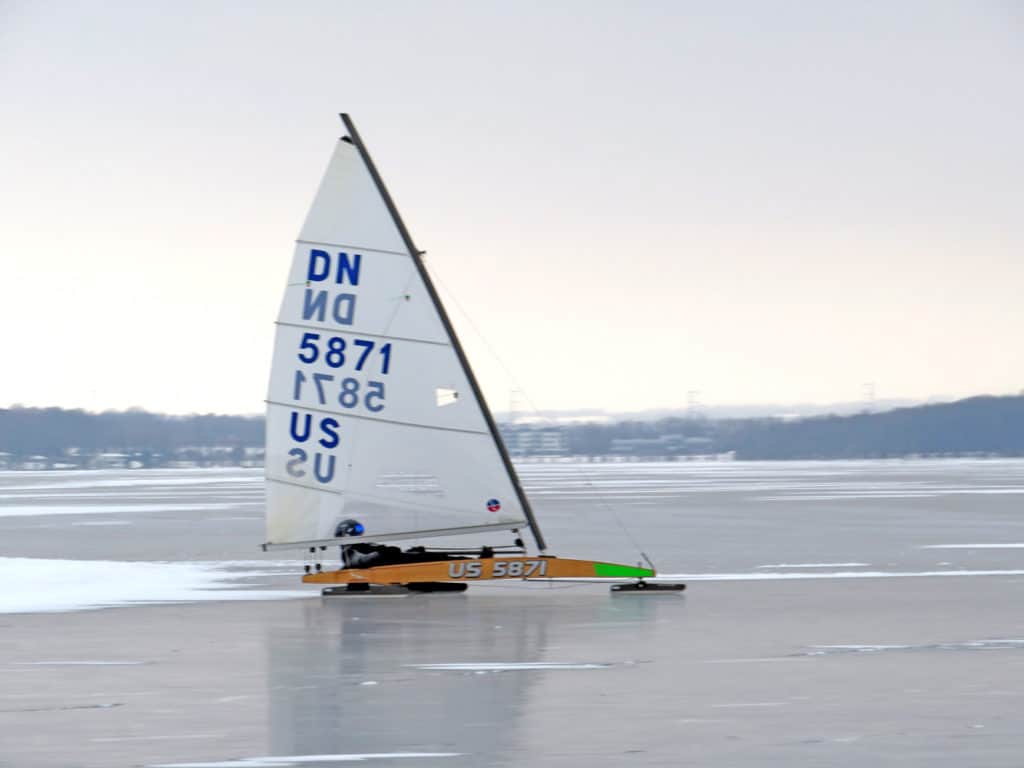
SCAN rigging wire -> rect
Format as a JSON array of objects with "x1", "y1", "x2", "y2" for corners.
[{"x1": 427, "y1": 262, "x2": 653, "y2": 567}]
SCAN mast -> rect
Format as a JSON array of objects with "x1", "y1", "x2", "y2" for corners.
[{"x1": 339, "y1": 113, "x2": 548, "y2": 553}]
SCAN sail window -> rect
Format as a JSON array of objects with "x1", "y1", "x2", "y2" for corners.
[{"x1": 436, "y1": 388, "x2": 459, "y2": 407}]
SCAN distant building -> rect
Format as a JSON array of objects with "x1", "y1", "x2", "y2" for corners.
[
  {"x1": 172, "y1": 444, "x2": 247, "y2": 467},
  {"x1": 609, "y1": 434, "x2": 715, "y2": 457},
  {"x1": 178, "y1": 444, "x2": 237, "y2": 458},
  {"x1": 500, "y1": 426, "x2": 568, "y2": 457},
  {"x1": 241, "y1": 446, "x2": 265, "y2": 468},
  {"x1": 18, "y1": 455, "x2": 50, "y2": 470},
  {"x1": 91, "y1": 453, "x2": 131, "y2": 470}
]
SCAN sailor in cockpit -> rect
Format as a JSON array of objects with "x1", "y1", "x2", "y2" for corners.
[{"x1": 335, "y1": 519, "x2": 474, "y2": 569}]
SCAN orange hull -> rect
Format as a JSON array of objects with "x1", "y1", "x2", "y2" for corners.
[{"x1": 302, "y1": 556, "x2": 654, "y2": 585}]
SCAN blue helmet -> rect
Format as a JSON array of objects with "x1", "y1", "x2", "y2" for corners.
[{"x1": 335, "y1": 518, "x2": 365, "y2": 537}]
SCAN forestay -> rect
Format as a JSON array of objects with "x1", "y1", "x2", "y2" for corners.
[{"x1": 264, "y1": 127, "x2": 529, "y2": 550}]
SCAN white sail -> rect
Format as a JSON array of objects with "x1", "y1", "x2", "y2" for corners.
[{"x1": 264, "y1": 128, "x2": 530, "y2": 549}]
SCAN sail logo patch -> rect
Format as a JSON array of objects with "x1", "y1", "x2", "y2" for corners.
[{"x1": 486, "y1": 498, "x2": 501, "y2": 513}]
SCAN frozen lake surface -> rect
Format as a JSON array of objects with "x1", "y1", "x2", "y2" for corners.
[{"x1": 2, "y1": 460, "x2": 1024, "y2": 766}]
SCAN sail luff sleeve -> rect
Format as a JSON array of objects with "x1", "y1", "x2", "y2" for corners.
[{"x1": 338, "y1": 113, "x2": 548, "y2": 553}]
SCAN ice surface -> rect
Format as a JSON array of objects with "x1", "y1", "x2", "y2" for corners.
[{"x1": 4, "y1": 460, "x2": 1024, "y2": 767}]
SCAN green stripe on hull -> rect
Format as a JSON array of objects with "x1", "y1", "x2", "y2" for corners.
[{"x1": 593, "y1": 563, "x2": 655, "y2": 579}]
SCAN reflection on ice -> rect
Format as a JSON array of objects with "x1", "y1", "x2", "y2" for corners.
[{"x1": 264, "y1": 593, "x2": 671, "y2": 762}]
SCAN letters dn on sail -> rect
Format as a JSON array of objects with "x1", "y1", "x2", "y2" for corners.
[{"x1": 304, "y1": 249, "x2": 360, "y2": 326}]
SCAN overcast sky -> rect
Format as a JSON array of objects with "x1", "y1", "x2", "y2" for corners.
[{"x1": 2, "y1": 1, "x2": 1021, "y2": 416}]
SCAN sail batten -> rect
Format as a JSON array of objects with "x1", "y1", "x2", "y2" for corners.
[
  {"x1": 267, "y1": 477, "x2": 526, "y2": 522},
  {"x1": 266, "y1": 401, "x2": 490, "y2": 435},
  {"x1": 263, "y1": 521, "x2": 529, "y2": 552},
  {"x1": 296, "y1": 238, "x2": 410, "y2": 257},
  {"x1": 267, "y1": 476, "x2": 344, "y2": 496},
  {"x1": 273, "y1": 321, "x2": 452, "y2": 349},
  {"x1": 264, "y1": 117, "x2": 542, "y2": 549}
]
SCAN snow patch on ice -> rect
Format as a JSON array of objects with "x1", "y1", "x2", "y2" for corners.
[
  {"x1": 655, "y1": 569, "x2": 1024, "y2": 582},
  {"x1": 810, "y1": 644, "x2": 911, "y2": 653},
  {"x1": 0, "y1": 470, "x2": 260, "y2": 494},
  {"x1": 408, "y1": 662, "x2": 611, "y2": 671},
  {"x1": 14, "y1": 660, "x2": 146, "y2": 666},
  {"x1": 150, "y1": 754, "x2": 461, "y2": 767},
  {"x1": 93, "y1": 734, "x2": 222, "y2": 743},
  {"x1": 796, "y1": 639, "x2": 1024, "y2": 656},
  {"x1": 756, "y1": 487, "x2": 1024, "y2": 501},
  {"x1": 70, "y1": 520, "x2": 135, "y2": 526},
  {"x1": 921, "y1": 543, "x2": 1024, "y2": 549},
  {"x1": 756, "y1": 563, "x2": 870, "y2": 569},
  {"x1": 705, "y1": 657, "x2": 809, "y2": 664},
  {"x1": 0, "y1": 503, "x2": 241, "y2": 518},
  {"x1": 0, "y1": 557, "x2": 312, "y2": 614}
]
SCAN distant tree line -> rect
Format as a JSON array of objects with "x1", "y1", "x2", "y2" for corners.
[
  {"x1": 0, "y1": 407, "x2": 262, "y2": 463},
  {"x1": 561, "y1": 395, "x2": 1024, "y2": 459},
  {"x1": 1, "y1": 395, "x2": 1023, "y2": 465}
]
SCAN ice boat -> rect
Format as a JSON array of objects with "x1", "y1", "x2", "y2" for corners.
[{"x1": 262, "y1": 114, "x2": 678, "y2": 594}]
